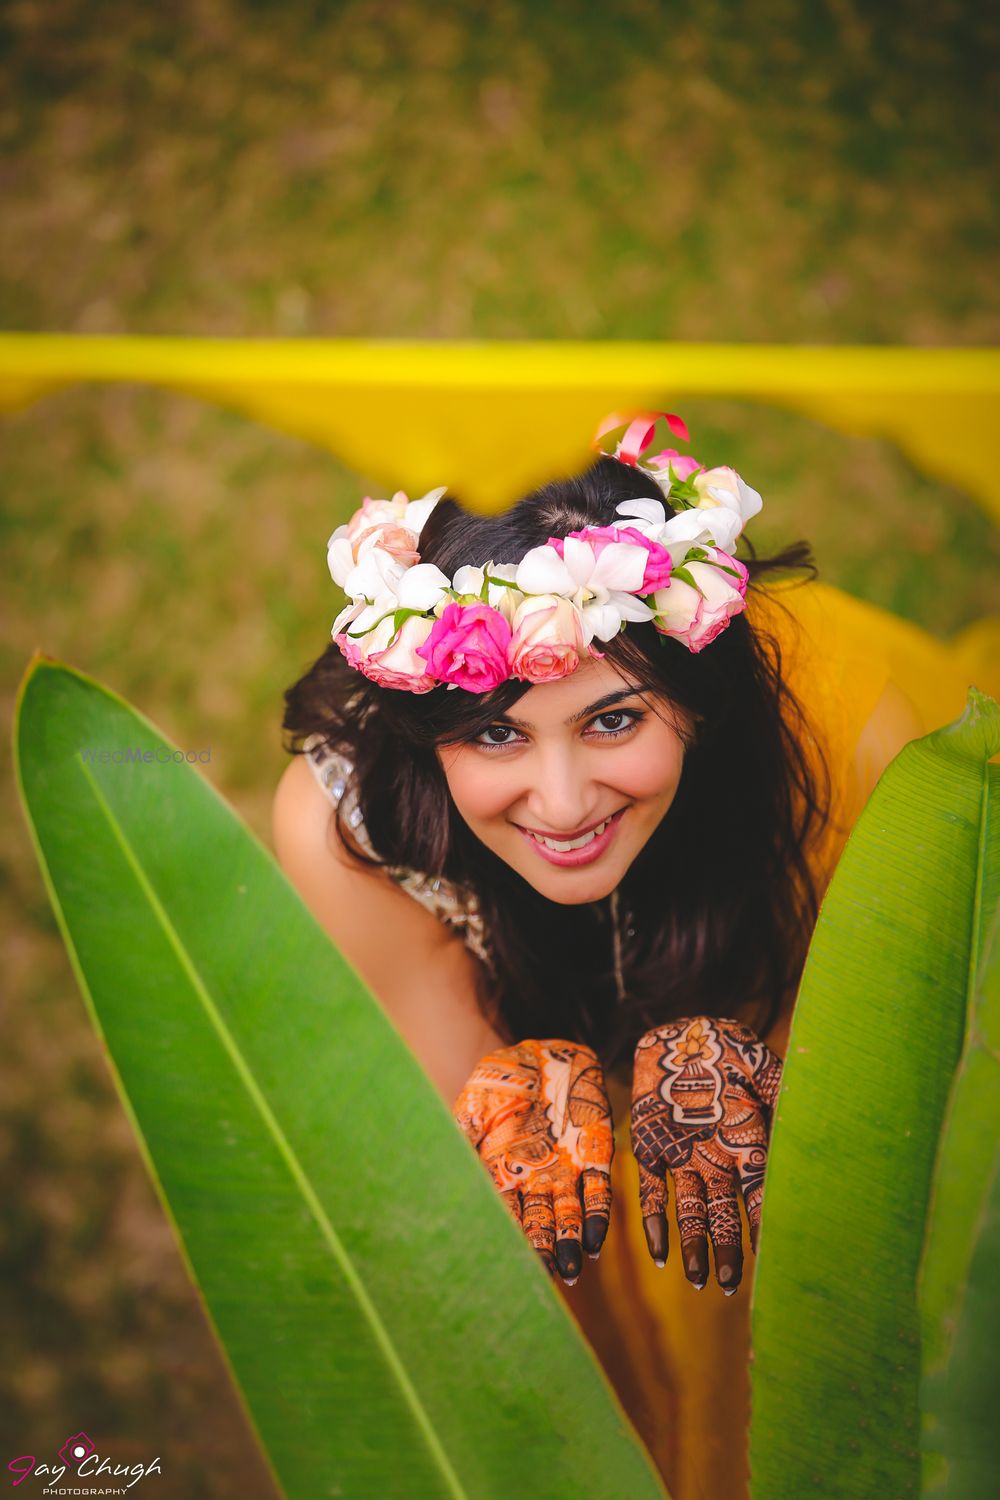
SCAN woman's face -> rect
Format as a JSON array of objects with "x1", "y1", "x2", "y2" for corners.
[{"x1": 436, "y1": 658, "x2": 692, "y2": 905}]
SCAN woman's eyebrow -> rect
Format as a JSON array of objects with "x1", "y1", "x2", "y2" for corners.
[{"x1": 500, "y1": 686, "x2": 654, "y2": 732}]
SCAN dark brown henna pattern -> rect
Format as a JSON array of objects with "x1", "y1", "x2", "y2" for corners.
[
  {"x1": 630, "y1": 1018, "x2": 782, "y2": 1294},
  {"x1": 452, "y1": 1039, "x2": 615, "y2": 1284}
]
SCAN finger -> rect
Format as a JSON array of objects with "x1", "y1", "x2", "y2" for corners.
[
  {"x1": 499, "y1": 1186, "x2": 523, "y2": 1227},
  {"x1": 552, "y1": 1177, "x2": 583, "y2": 1284},
  {"x1": 737, "y1": 1145, "x2": 769, "y2": 1255},
  {"x1": 752, "y1": 1047, "x2": 783, "y2": 1112},
  {"x1": 521, "y1": 1189, "x2": 557, "y2": 1274},
  {"x1": 637, "y1": 1160, "x2": 669, "y2": 1266},
  {"x1": 580, "y1": 1166, "x2": 612, "y2": 1258},
  {"x1": 483, "y1": 1155, "x2": 525, "y2": 1226},
  {"x1": 673, "y1": 1167, "x2": 709, "y2": 1289},
  {"x1": 568, "y1": 1051, "x2": 615, "y2": 1259},
  {"x1": 704, "y1": 1166, "x2": 743, "y2": 1294}
]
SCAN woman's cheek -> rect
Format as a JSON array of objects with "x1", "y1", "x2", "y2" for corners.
[
  {"x1": 441, "y1": 750, "x2": 519, "y2": 824},
  {"x1": 609, "y1": 733, "x2": 684, "y2": 803}
]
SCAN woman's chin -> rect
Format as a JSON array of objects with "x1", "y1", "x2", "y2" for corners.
[{"x1": 509, "y1": 851, "x2": 626, "y2": 906}]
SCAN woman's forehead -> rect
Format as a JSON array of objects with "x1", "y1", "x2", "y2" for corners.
[{"x1": 504, "y1": 658, "x2": 650, "y2": 727}]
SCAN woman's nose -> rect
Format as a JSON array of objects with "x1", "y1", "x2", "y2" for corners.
[{"x1": 521, "y1": 748, "x2": 600, "y2": 833}]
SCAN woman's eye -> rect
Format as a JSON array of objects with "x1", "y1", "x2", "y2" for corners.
[
  {"x1": 474, "y1": 724, "x2": 522, "y2": 749},
  {"x1": 473, "y1": 708, "x2": 643, "y2": 752},
  {"x1": 588, "y1": 709, "x2": 642, "y2": 737}
]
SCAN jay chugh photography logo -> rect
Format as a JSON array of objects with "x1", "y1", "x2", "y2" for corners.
[{"x1": 6, "y1": 1430, "x2": 162, "y2": 1493}]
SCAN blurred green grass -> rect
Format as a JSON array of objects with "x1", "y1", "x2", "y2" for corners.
[{"x1": 1, "y1": 2, "x2": 997, "y2": 1495}]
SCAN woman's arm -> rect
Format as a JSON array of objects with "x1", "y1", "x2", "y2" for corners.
[{"x1": 272, "y1": 755, "x2": 506, "y2": 1108}]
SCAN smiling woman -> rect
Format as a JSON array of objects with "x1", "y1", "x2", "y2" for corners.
[
  {"x1": 437, "y1": 664, "x2": 692, "y2": 902},
  {"x1": 272, "y1": 432, "x2": 922, "y2": 1500}
]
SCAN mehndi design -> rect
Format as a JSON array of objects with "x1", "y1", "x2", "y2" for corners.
[
  {"x1": 452, "y1": 1039, "x2": 615, "y2": 1284},
  {"x1": 630, "y1": 1017, "x2": 782, "y2": 1294}
]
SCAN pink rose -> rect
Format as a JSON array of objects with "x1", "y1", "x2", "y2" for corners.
[
  {"x1": 548, "y1": 525, "x2": 673, "y2": 593},
  {"x1": 714, "y1": 552, "x2": 749, "y2": 599},
  {"x1": 416, "y1": 602, "x2": 512, "y2": 693},
  {"x1": 509, "y1": 595, "x2": 588, "y2": 683},
  {"x1": 648, "y1": 449, "x2": 703, "y2": 482},
  {"x1": 648, "y1": 553, "x2": 748, "y2": 653},
  {"x1": 335, "y1": 611, "x2": 437, "y2": 693}
]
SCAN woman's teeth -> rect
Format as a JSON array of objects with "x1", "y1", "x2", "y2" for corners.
[{"x1": 528, "y1": 817, "x2": 612, "y2": 852}]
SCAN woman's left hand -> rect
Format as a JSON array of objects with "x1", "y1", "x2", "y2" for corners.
[
  {"x1": 452, "y1": 1038, "x2": 615, "y2": 1284},
  {"x1": 630, "y1": 1016, "x2": 782, "y2": 1294}
]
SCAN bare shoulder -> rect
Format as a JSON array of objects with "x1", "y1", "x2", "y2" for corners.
[
  {"x1": 271, "y1": 754, "x2": 504, "y2": 1106},
  {"x1": 272, "y1": 752, "x2": 354, "y2": 870},
  {"x1": 271, "y1": 753, "x2": 447, "y2": 955},
  {"x1": 852, "y1": 679, "x2": 925, "y2": 800}
]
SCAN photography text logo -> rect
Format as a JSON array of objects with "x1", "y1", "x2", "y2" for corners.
[
  {"x1": 78, "y1": 746, "x2": 211, "y2": 765},
  {"x1": 7, "y1": 1431, "x2": 161, "y2": 1492}
]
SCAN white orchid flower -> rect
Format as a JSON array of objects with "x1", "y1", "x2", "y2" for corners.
[
  {"x1": 342, "y1": 545, "x2": 407, "y2": 603},
  {"x1": 514, "y1": 537, "x2": 655, "y2": 644},
  {"x1": 614, "y1": 492, "x2": 742, "y2": 554},
  {"x1": 393, "y1": 561, "x2": 451, "y2": 612},
  {"x1": 402, "y1": 486, "x2": 448, "y2": 537},
  {"x1": 331, "y1": 597, "x2": 364, "y2": 638},
  {"x1": 327, "y1": 529, "x2": 356, "y2": 589},
  {"x1": 334, "y1": 598, "x2": 386, "y2": 638},
  {"x1": 612, "y1": 497, "x2": 669, "y2": 532},
  {"x1": 451, "y1": 561, "x2": 524, "y2": 621},
  {"x1": 660, "y1": 507, "x2": 742, "y2": 556}
]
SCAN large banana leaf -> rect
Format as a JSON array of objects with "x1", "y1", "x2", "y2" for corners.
[
  {"x1": 919, "y1": 717, "x2": 1000, "y2": 1498},
  {"x1": 13, "y1": 655, "x2": 669, "y2": 1500},
  {"x1": 749, "y1": 686, "x2": 1000, "y2": 1499}
]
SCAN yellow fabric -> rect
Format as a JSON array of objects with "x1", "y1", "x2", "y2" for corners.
[
  {"x1": 558, "y1": 576, "x2": 989, "y2": 1500},
  {"x1": 1, "y1": 334, "x2": 999, "y2": 520}
]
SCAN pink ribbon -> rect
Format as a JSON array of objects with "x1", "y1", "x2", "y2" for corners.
[{"x1": 592, "y1": 410, "x2": 690, "y2": 465}]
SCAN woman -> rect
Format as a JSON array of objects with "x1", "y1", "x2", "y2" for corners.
[{"x1": 272, "y1": 417, "x2": 926, "y2": 1499}]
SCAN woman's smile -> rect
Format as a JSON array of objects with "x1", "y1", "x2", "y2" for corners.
[
  {"x1": 436, "y1": 658, "x2": 691, "y2": 905},
  {"x1": 515, "y1": 806, "x2": 629, "y2": 866}
]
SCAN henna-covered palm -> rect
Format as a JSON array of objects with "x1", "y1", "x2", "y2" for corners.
[
  {"x1": 452, "y1": 1039, "x2": 614, "y2": 1284},
  {"x1": 631, "y1": 1017, "x2": 782, "y2": 1294}
]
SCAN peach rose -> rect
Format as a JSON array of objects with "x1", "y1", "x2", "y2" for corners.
[{"x1": 509, "y1": 595, "x2": 588, "y2": 683}]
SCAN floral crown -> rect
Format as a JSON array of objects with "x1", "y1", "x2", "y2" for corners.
[{"x1": 326, "y1": 411, "x2": 763, "y2": 694}]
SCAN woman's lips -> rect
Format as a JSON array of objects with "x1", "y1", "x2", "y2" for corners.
[{"x1": 516, "y1": 807, "x2": 627, "y2": 868}]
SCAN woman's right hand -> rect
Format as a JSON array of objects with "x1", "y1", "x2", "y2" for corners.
[
  {"x1": 452, "y1": 1039, "x2": 615, "y2": 1285},
  {"x1": 630, "y1": 1016, "x2": 782, "y2": 1294}
]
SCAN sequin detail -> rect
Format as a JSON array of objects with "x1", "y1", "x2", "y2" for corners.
[{"x1": 301, "y1": 734, "x2": 493, "y2": 970}]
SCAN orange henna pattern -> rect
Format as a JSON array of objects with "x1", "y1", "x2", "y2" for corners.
[
  {"x1": 452, "y1": 1039, "x2": 615, "y2": 1284},
  {"x1": 630, "y1": 1017, "x2": 782, "y2": 1294}
]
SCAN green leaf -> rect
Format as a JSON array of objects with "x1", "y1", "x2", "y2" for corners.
[
  {"x1": 13, "y1": 656, "x2": 669, "y2": 1500},
  {"x1": 750, "y1": 687, "x2": 1000, "y2": 1500},
  {"x1": 919, "y1": 691, "x2": 1000, "y2": 1497}
]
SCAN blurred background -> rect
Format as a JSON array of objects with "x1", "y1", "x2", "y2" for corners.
[{"x1": 2, "y1": 2, "x2": 997, "y2": 1495}]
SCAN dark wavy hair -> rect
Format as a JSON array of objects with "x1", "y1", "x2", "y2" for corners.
[{"x1": 282, "y1": 456, "x2": 833, "y2": 1082}]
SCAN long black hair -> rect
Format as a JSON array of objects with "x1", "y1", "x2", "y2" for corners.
[{"x1": 282, "y1": 456, "x2": 833, "y2": 1082}]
